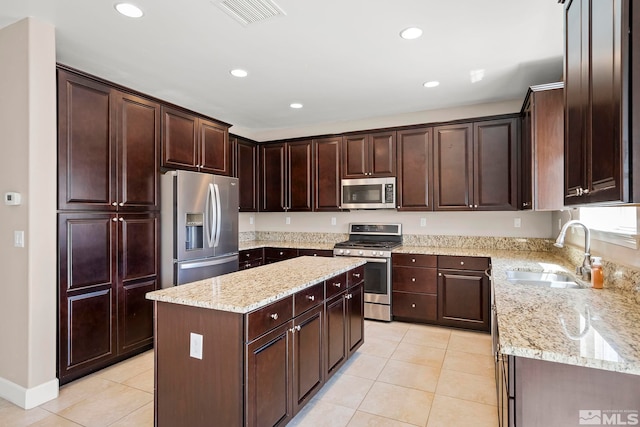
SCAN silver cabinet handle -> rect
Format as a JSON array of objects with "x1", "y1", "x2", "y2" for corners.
[
  {"x1": 270, "y1": 313, "x2": 279, "y2": 320},
  {"x1": 411, "y1": 303, "x2": 416, "y2": 308},
  {"x1": 345, "y1": 294, "x2": 353, "y2": 299},
  {"x1": 289, "y1": 327, "x2": 296, "y2": 334},
  {"x1": 295, "y1": 325, "x2": 301, "y2": 331},
  {"x1": 474, "y1": 205, "x2": 478, "y2": 208},
  {"x1": 438, "y1": 272, "x2": 442, "y2": 277},
  {"x1": 112, "y1": 217, "x2": 118, "y2": 222},
  {"x1": 119, "y1": 202, "x2": 124, "y2": 206},
  {"x1": 411, "y1": 278, "x2": 416, "y2": 282},
  {"x1": 460, "y1": 261, "x2": 464, "y2": 265},
  {"x1": 333, "y1": 282, "x2": 341, "y2": 288},
  {"x1": 412, "y1": 258, "x2": 416, "y2": 263},
  {"x1": 306, "y1": 295, "x2": 315, "y2": 301},
  {"x1": 119, "y1": 217, "x2": 123, "y2": 222},
  {"x1": 353, "y1": 273, "x2": 361, "y2": 278},
  {"x1": 279, "y1": 251, "x2": 284, "y2": 256},
  {"x1": 111, "y1": 202, "x2": 117, "y2": 206}
]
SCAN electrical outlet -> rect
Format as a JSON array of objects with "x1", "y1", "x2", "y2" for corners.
[
  {"x1": 514, "y1": 218, "x2": 521, "y2": 228},
  {"x1": 331, "y1": 217, "x2": 337, "y2": 226},
  {"x1": 14, "y1": 231, "x2": 24, "y2": 248},
  {"x1": 285, "y1": 216, "x2": 291, "y2": 225},
  {"x1": 190, "y1": 333, "x2": 203, "y2": 360},
  {"x1": 249, "y1": 216, "x2": 254, "y2": 225},
  {"x1": 558, "y1": 218, "x2": 562, "y2": 230},
  {"x1": 420, "y1": 218, "x2": 426, "y2": 227}
]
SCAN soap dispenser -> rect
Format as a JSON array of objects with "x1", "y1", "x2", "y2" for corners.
[{"x1": 591, "y1": 257, "x2": 603, "y2": 289}]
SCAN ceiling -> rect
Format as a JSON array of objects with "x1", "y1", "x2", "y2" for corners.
[{"x1": 0, "y1": 0, "x2": 564, "y2": 140}]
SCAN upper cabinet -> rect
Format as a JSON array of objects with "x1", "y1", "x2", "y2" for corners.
[
  {"x1": 396, "y1": 128, "x2": 434, "y2": 211},
  {"x1": 235, "y1": 136, "x2": 259, "y2": 212},
  {"x1": 521, "y1": 83, "x2": 565, "y2": 211},
  {"x1": 58, "y1": 69, "x2": 160, "y2": 212},
  {"x1": 563, "y1": 0, "x2": 640, "y2": 205},
  {"x1": 260, "y1": 141, "x2": 313, "y2": 212},
  {"x1": 313, "y1": 136, "x2": 342, "y2": 211},
  {"x1": 342, "y1": 131, "x2": 396, "y2": 178},
  {"x1": 434, "y1": 118, "x2": 518, "y2": 211},
  {"x1": 161, "y1": 105, "x2": 231, "y2": 176}
]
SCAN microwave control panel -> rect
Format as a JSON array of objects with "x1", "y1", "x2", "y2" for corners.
[{"x1": 384, "y1": 184, "x2": 394, "y2": 203}]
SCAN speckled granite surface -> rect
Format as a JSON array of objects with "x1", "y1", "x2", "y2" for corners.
[{"x1": 147, "y1": 256, "x2": 365, "y2": 313}]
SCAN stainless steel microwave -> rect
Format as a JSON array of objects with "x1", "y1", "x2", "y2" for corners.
[{"x1": 341, "y1": 177, "x2": 396, "y2": 209}]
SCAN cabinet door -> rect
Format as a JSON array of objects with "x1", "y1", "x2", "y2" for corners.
[
  {"x1": 246, "y1": 322, "x2": 293, "y2": 427},
  {"x1": 260, "y1": 143, "x2": 286, "y2": 211},
  {"x1": 313, "y1": 137, "x2": 342, "y2": 211},
  {"x1": 325, "y1": 293, "x2": 347, "y2": 377},
  {"x1": 58, "y1": 213, "x2": 117, "y2": 383},
  {"x1": 369, "y1": 131, "x2": 396, "y2": 177},
  {"x1": 434, "y1": 124, "x2": 474, "y2": 211},
  {"x1": 115, "y1": 92, "x2": 160, "y2": 211},
  {"x1": 347, "y1": 282, "x2": 364, "y2": 356},
  {"x1": 161, "y1": 106, "x2": 198, "y2": 170},
  {"x1": 473, "y1": 119, "x2": 518, "y2": 211},
  {"x1": 199, "y1": 118, "x2": 231, "y2": 176},
  {"x1": 397, "y1": 128, "x2": 433, "y2": 210},
  {"x1": 438, "y1": 270, "x2": 490, "y2": 331},
  {"x1": 57, "y1": 70, "x2": 116, "y2": 211},
  {"x1": 292, "y1": 305, "x2": 324, "y2": 413},
  {"x1": 237, "y1": 139, "x2": 259, "y2": 212},
  {"x1": 287, "y1": 140, "x2": 313, "y2": 211},
  {"x1": 342, "y1": 134, "x2": 368, "y2": 178},
  {"x1": 117, "y1": 213, "x2": 158, "y2": 354}
]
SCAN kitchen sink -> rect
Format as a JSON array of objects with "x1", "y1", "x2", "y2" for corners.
[{"x1": 505, "y1": 270, "x2": 585, "y2": 289}]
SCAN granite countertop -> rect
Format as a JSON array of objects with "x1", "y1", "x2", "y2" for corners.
[
  {"x1": 146, "y1": 256, "x2": 366, "y2": 314},
  {"x1": 239, "y1": 240, "x2": 640, "y2": 375}
]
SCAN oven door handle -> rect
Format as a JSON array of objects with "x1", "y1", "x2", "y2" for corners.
[{"x1": 359, "y1": 258, "x2": 389, "y2": 263}]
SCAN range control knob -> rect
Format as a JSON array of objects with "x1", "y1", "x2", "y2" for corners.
[
  {"x1": 338, "y1": 249, "x2": 344, "y2": 255},
  {"x1": 345, "y1": 250, "x2": 351, "y2": 255},
  {"x1": 358, "y1": 250, "x2": 363, "y2": 255}
]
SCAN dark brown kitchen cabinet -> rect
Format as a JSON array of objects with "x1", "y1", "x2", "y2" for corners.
[
  {"x1": 342, "y1": 131, "x2": 396, "y2": 178},
  {"x1": 520, "y1": 83, "x2": 565, "y2": 211},
  {"x1": 58, "y1": 212, "x2": 158, "y2": 384},
  {"x1": 260, "y1": 141, "x2": 313, "y2": 212},
  {"x1": 239, "y1": 248, "x2": 264, "y2": 270},
  {"x1": 437, "y1": 256, "x2": 490, "y2": 332},
  {"x1": 434, "y1": 118, "x2": 518, "y2": 211},
  {"x1": 313, "y1": 136, "x2": 342, "y2": 211},
  {"x1": 161, "y1": 105, "x2": 231, "y2": 176},
  {"x1": 58, "y1": 69, "x2": 160, "y2": 212},
  {"x1": 392, "y1": 254, "x2": 438, "y2": 323},
  {"x1": 564, "y1": 0, "x2": 640, "y2": 205},
  {"x1": 298, "y1": 249, "x2": 334, "y2": 258},
  {"x1": 291, "y1": 304, "x2": 325, "y2": 413},
  {"x1": 264, "y1": 247, "x2": 299, "y2": 264},
  {"x1": 396, "y1": 128, "x2": 434, "y2": 210},
  {"x1": 236, "y1": 137, "x2": 259, "y2": 212}
]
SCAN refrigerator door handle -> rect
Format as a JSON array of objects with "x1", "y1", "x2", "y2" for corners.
[
  {"x1": 213, "y1": 183, "x2": 222, "y2": 248},
  {"x1": 205, "y1": 183, "x2": 215, "y2": 248},
  {"x1": 179, "y1": 254, "x2": 239, "y2": 270}
]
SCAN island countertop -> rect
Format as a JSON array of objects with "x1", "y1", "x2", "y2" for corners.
[{"x1": 146, "y1": 256, "x2": 366, "y2": 314}]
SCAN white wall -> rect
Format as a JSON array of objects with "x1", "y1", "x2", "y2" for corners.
[
  {"x1": 0, "y1": 18, "x2": 58, "y2": 408},
  {"x1": 241, "y1": 210, "x2": 553, "y2": 238}
]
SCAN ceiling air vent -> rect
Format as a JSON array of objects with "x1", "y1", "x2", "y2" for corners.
[{"x1": 216, "y1": 0, "x2": 286, "y2": 26}]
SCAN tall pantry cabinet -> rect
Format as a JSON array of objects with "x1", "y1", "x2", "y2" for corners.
[{"x1": 57, "y1": 67, "x2": 159, "y2": 384}]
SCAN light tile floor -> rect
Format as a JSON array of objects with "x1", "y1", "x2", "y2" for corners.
[{"x1": 0, "y1": 321, "x2": 497, "y2": 427}]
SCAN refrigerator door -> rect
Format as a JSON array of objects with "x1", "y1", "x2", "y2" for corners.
[
  {"x1": 212, "y1": 175, "x2": 239, "y2": 257},
  {"x1": 173, "y1": 254, "x2": 239, "y2": 287},
  {"x1": 175, "y1": 170, "x2": 215, "y2": 262}
]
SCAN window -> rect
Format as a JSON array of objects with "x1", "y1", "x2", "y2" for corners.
[{"x1": 578, "y1": 206, "x2": 639, "y2": 248}]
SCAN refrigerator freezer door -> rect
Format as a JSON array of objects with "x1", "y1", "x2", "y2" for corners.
[
  {"x1": 173, "y1": 254, "x2": 240, "y2": 287},
  {"x1": 212, "y1": 175, "x2": 239, "y2": 257},
  {"x1": 176, "y1": 171, "x2": 215, "y2": 262}
]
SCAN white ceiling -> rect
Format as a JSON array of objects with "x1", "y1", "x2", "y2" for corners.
[{"x1": 0, "y1": 0, "x2": 564, "y2": 141}]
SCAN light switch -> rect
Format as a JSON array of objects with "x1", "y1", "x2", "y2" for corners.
[
  {"x1": 14, "y1": 231, "x2": 24, "y2": 248},
  {"x1": 285, "y1": 217, "x2": 291, "y2": 225},
  {"x1": 331, "y1": 217, "x2": 337, "y2": 226},
  {"x1": 190, "y1": 333, "x2": 203, "y2": 360},
  {"x1": 420, "y1": 218, "x2": 426, "y2": 227},
  {"x1": 514, "y1": 218, "x2": 521, "y2": 228}
]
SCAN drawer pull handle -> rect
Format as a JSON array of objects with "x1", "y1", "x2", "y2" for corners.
[
  {"x1": 246, "y1": 253, "x2": 250, "y2": 257},
  {"x1": 279, "y1": 251, "x2": 284, "y2": 255},
  {"x1": 306, "y1": 295, "x2": 315, "y2": 301},
  {"x1": 411, "y1": 278, "x2": 416, "y2": 282},
  {"x1": 411, "y1": 303, "x2": 416, "y2": 308},
  {"x1": 333, "y1": 282, "x2": 341, "y2": 288},
  {"x1": 289, "y1": 327, "x2": 296, "y2": 334},
  {"x1": 438, "y1": 273, "x2": 442, "y2": 277},
  {"x1": 111, "y1": 202, "x2": 118, "y2": 206},
  {"x1": 460, "y1": 261, "x2": 464, "y2": 265},
  {"x1": 353, "y1": 273, "x2": 361, "y2": 278},
  {"x1": 270, "y1": 313, "x2": 279, "y2": 320},
  {"x1": 345, "y1": 294, "x2": 353, "y2": 300},
  {"x1": 412, "y1": 258, "x2": 416, "y2": 263},
  {"x1": 112, "y1": 217, "x2": 118, "y2": 222}
]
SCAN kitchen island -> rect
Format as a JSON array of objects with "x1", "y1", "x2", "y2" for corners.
[{"x1": 146, "y1": 256, "x2": 366, "y2": 427}]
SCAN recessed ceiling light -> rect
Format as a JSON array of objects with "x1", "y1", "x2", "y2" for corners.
[
  {"x1": 470, "y1": 69, "x2": 485, "y2": 83},
  {"x1": 400, "y1": 27, "x2": 423, "y2": 40},
  {"x1": 230, "y1": 69, "x2": 248, "y2": 78},
  {"x1": 423, "y1": 81, "x2": 440, "y2": 88},
  {"x1": 290, "y1": 103, "x2": 303, "y2": 109},
  {"x1": 115, "y1": 3, "x2": 144, "y2": 18}
]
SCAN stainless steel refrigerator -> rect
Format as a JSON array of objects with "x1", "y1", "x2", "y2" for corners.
[{"x1": 161, "y1": 170, "x2": 239, "y2": 288}]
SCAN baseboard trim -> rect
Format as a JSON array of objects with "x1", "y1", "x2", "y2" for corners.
[{"x1": 0, "y1": 376, "x2": 59, "y2": 409}]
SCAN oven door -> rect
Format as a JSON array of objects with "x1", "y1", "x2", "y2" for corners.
[{"x1": 361, "y1": 258, "x2": 391, "y2": 305}]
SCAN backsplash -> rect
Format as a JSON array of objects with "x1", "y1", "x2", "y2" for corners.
[{"x1": 402, "y1": 235, "x2": 554, "y2": 251}]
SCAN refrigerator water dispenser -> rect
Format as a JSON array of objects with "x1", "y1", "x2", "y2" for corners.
[{"x1": 185, "y1": 213, "x2": 204, "y2": 251}]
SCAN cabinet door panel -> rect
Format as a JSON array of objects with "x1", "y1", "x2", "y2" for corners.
[
  {"x1": 438, "y1": 270, "x2": 490, "y2": 331},
  {"x1": 325, "y1": 294, "x2": 347, "y2": 377},
  {"x1": 118, "y1": 279, "x2": 156, "y2": 353},
  {"x1": 397, "y1": 128, "x2": 433, "y2": 210},
  {"x1": 392, "y1": 266, "x2": 437, "y2": 293},
  {"x1": 474, "y1": 119, "x2": 518, "y2": 210},
  {"x1": 392, "y1": 292, "x2": 437, "y2": 322},
  {"x1": 237, "y1": 140, "x2": 259, "y2": 212},
  {"x1": 116, "y1": 93, "x2": 160, "y2": 210},
  {"x1": 200, "y1": 119, "x2": 231, "y2": 176},
  {"x1": 342, "y1": 134, "x2": 368, "y2": 178},
  {"x1": 369, "y1": 131, "x2": 396, "y2": 177},
  {"x1": 293, "y1": 306, "x2": 324, "y2": 412},
  {"x1": 118, "y1": 214, "x2": 159, "y2": 281},
  {"x1": 347, "y1": 282, "x2": 364, "y2": 355},
  {"x1": 434, "y1": 124, "x2": 473, "y2": 210},
  {"x1": 260, "y1": 144, "x2": 286, "y2": 211},
  {"x1": 58, "y1": 70, "x2": 115, "y2": 210},
  {"x1": 161, "y1": 106, "x2": 198, "y2": 170},
  {"x1": 314, "y1": 137, "x2": 342, "y2": 211},
  {"x1": 287, "y1": 141, "x2": 313, "y2": 211}
]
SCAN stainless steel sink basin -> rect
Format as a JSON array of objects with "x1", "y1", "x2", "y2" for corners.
[{"x1": 505, "y1": 270, "x2": 585, "y2": 289}]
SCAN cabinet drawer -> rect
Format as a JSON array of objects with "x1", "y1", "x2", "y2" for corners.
[
  {"x1": 246, "y1": 296, "x2": 293, "y2": 341},
  {"x1": 393, "y1": 266, "x2": 437, "y2": 293},
  {"x1": 240, "y1": 248, "x2": 263, "y2": 262},
  {"x1": 264, "y1": 247, "x2": 298, "y2": 261},
  {"x1": 438, "y1": 256, "x2": 489, "y2": 271},
  {"x1": 298, "y1": 249, "x2": 333, "y2": 258},
  {"x1": 240, "y1": 260, "x2": 262, "y2": 270},
  {"x1": 392, "y1": 292, "x2": 437, "y2": 321},
  {"x1": 392, "y1": 253, "x2": 437, "y2": 268},
  {"x1": 294, "y1": 282, "x2": 324, "y2": 316},
  {"x1": 348, "y1": 265, "x2": 365, "y2": 286},
  {"x1": 325, "y1": 272, "x2": 347, "y2": 299}
]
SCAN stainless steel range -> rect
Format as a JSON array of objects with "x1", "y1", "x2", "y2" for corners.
[{"x1": 333, "y1": 223, "x2": 402, "y2": 321}]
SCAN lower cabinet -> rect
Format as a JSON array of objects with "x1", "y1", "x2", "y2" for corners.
[
  {"x1": 240, "y1": 248, "x2": 264, "y2": 270},
  {"x1": 391, "y1": 254, "x2": 438, "y2": 322},
  {"x1": 264, "y1": 247, "x2": 299, "y2": 264},
  {"x1": 58, "y1": 212, "x2": 158, "y2": 384}
]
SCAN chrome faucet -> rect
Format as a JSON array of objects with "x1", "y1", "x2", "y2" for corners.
[{"x1": 553, "y1": 220, "x2": 592, "y2": 281}]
